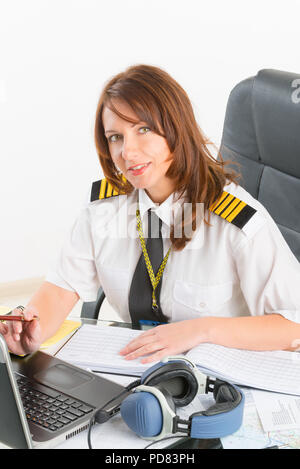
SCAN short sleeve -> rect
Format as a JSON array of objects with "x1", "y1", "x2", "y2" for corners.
[
  {"x1": 234, "y1": 217, "x2": 300, "y2": 324},
  {"x1": 45, "y1": 206, "x2": 100, "y2": 302}
]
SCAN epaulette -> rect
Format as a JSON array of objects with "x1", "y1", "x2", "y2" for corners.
[
  {"x1": 209, "y1": 191, "x2": 256, "y2": 229},
  {"x1": 91, "y1": 182, "x2": 256, "y2": 228},
  {"x1": 90, "y1": 177, "x2": 125, "y2": 202}
]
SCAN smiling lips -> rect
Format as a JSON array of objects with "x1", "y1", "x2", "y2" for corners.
[{"x1": 128, "y1": 162, "x2": 151, "y2": 175}]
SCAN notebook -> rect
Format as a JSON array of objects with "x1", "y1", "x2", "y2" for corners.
[{"x1": 56, "y1": 324, "x2": 300, "y2": 396}]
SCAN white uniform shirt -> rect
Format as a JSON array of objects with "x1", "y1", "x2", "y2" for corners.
[{"x1": 46, "y1": 182, "x2": 300, "y2": 324}]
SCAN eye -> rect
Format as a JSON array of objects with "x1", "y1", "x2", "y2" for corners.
[
  {"x1": 108, "y1": 134, "x2": 121, "y2": 143},
  {"x1": 139, "y1": 126, "x2": 151, "y2": 134}
]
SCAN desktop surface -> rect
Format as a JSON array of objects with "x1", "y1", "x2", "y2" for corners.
[
  {"x1": 64, "y1": 319, "x2": 298, "y2": 450},
  {"x1": 53, "y1": 317, "x2": 223, "y2": 450},
  {"x1": 2, "y1": 317, "x2": 297, "y2": 449}
]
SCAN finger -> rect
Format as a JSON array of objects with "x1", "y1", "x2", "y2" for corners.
[
  {"x1": 3, "y1": 315, "x2": 21, "y2": 341},
  {"x1": 0, "y1": 323, "x2": 8, "y2": 335},
  {"x1": 140, "y1": 348, "x2": 170, "y2": 364},
  {"x1": 123, "y1": 340, "x2": 164, "y2": 361},
  {"x1": 119, "y1": 332, "x2": 157, "y2": 355},
  {"x1": 10, "y1": 320, "x2": 23, "y2": 339},
  {"x1": 119, "y1": 328, "x2": 157, "y2": 352},
  {"x1": 9, "y1": 307, "x2": 25, "y2": 336},
  {"x1": 15, "y1": 306, "x2": 39, "y2": 342},
  {"x1": 7, "y1": 306, "x2": 35, "y2": 341},
  {"x1": 24, "y1": 317, "x2": 41, "y2": 342}
]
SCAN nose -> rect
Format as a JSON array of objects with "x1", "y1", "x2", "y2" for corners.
[{"x1": 121, "y1": 136, "x2": 139, "y2": 161}]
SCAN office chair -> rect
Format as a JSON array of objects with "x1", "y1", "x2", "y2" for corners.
[
  {"x1": 81, "y1": 68, "x2": 300, "y2": 319},
  {"x1": 80, "y1": 288, "x2": 106, "y2": 320},
  {"x1": 220, "y1": 68, "x2": 300, "y2": 262}
]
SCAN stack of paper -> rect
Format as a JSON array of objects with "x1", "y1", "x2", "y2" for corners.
[
  {"x1": 187, "y1": 343, "x2": 300, "y2": 396},
  {"x1": 56, "y1": 324, "x2": 153, "y2": 376},
  {"x1": 56, "y1": 324, "x2": 300, "y2": 395}
]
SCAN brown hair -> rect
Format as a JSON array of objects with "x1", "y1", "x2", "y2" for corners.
[{"x1": 94, "y1": 64, "x2": 240, "y2": 251}]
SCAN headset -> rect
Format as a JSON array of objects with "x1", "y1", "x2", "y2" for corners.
[{"x1": 88, "y1": 356, "x2": 244, "y2": 448}]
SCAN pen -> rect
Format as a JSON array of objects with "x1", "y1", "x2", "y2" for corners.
[
  {"x1": 0, "y1": 305, "x2": 38, "y2": 322},
  {"x1": 0, "y1": 316, "x2": 39, "y2": 322}
]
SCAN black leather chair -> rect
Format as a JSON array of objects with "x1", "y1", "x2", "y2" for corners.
[
  {"x1": 80, "y1": 288, "x2": 106, "y2": 320},
  {"x1": 220, "y1": 68, "x2": 300, "y2": 261},
  {"x1": 81, "y1": 68, "x2": 300, "y2": 319}
]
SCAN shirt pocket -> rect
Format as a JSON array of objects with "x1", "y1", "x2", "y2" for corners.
[
  {"x1": 172, "y1": 280, "x2": 233, "y2": 321},
  {"x1": 97, "y1": 265, "x2": 130, "y2": 314}
]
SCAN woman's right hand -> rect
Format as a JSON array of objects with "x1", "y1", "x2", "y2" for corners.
[{"x1": 0, "y1": 306, "x2": 42, "y2": 356}]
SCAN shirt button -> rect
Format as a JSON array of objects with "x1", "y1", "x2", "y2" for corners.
[{"x1": 199, "y1": 302, "x2": 206, "y2": 308}]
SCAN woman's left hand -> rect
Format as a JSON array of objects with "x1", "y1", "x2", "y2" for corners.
[{"x1": 119, "y1": 318, "x2": 209, "y2": 364}]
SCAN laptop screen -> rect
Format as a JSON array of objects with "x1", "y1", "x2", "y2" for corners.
[{"x1": 0, "y1": 335, "x2": 32, "y2": 449}]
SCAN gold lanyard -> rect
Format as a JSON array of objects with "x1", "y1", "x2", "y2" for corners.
[{"x1": 136, "y1": 205, "x2": 171, "y2": 311}]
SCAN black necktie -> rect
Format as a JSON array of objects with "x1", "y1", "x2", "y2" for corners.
[{"x1": 129, "y1": 209, "x2": 168, "y2": 328}]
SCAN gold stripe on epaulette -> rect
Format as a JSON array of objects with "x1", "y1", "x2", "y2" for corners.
[
  {"x1": 90, "y1": 177, "x2": 126, "y2": 202},
  {"x1": 209, "y1": 191, "x2": 256, "y2": 229},
  {"x1": 99, "y1": 179, "x2": 108, "y2": 199},
  {"x1": 106, "y1": 183, "x2": 113, "y2": 198}
]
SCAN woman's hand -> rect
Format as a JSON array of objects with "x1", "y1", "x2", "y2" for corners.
[
  {"x1": 119, "y1": 318, "x2": 209, "y2": 364},
  {"x1": 0, "y1": 306, "x2": 42, "y2": 356}
]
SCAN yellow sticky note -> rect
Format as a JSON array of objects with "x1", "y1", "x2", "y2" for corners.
[
  {"x1": 0, "y1": 305, "x2": 11, "y2": 315},
  {"x1": 0, "y1": 307, "x2": 81, "y2": 351},
  {"x1": 40, "y1": 320, "x2": 81, "y2": 349}
]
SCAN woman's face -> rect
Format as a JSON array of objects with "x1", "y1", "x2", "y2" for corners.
[{"x1": 102, "y1": 100, "x2": 175, "y2": 203}]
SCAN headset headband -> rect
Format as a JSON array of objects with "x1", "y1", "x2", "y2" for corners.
[{"x1": 120, "y1": 356, "x2": 245, "y2": 441}]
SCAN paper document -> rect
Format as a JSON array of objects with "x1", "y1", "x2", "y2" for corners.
[
  {"x1": 56, "y1": 324, "x2": 156, "y2": 375},
  {"x1": 252, "y1": 390, "x2": 300, "y2": 432},
  {"x1": 187, "y1": 343, "x2": 300, "y2": 396},
  {"x1": 56, "y1": 324, "x2": 300, "y2": 395},
  {"x1": 221, "y1": 388, "x2": 300, "y2": 449}
]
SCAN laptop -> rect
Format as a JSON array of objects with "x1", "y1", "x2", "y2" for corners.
[{"x1": 0, "y1": 333, "x2": 128, "y2": 449}]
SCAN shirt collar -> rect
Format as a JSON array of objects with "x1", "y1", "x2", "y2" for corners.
[{"x1": 138, "y1": 189, "x2": 185, "y2": 228}]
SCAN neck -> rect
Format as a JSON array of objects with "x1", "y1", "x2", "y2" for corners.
[{"x1": 145, "y1": 182, "x2": 175, "y2": 205}]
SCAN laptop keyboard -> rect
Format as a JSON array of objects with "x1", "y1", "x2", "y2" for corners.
[{"x1": 16, "y1": 376, "x2": 94, "y2": 432}]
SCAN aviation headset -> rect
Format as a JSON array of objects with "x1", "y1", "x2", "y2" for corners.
[{"x1": 88, "y1": 356, "x2": 244, "y2": 448}]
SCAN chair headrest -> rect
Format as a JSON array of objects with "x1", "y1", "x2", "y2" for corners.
[
  {"x1": 222, "y1": 69, "x2": 300, "y2": 178},
  {"x1": 220, "y1": 68, "x2": 300, "y2": 261}
]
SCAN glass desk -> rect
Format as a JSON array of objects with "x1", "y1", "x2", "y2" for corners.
[{"x1": 51, "y1": 317, "x2": 222, "y2": 450}]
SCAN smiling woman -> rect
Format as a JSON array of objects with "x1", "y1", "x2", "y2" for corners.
[
  {"x1": 94, "y1": 64, "x2": 239, "y2": 251},
  {"x1": 3, "y1": 64, "x2": 300, "y2": 365}
]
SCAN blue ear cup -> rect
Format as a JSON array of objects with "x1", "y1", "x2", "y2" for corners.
[
  {"x1": 120, "y1": 385, "x2": 175, "y2": 439},
  {"x1": 120, "y1": 390, "x2": 163, "y2": 438},
  {"x1": 120, "y1": 360, "x2": 198, "y2": 440}
]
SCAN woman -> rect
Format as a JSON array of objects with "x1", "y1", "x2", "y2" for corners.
[{"x1": 2, "y1": 64, "x2": 300, "y2": 361}]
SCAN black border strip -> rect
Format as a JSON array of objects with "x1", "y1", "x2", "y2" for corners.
[{"x1": 230, "y1": 205, "x2": 257, "y2": 229}]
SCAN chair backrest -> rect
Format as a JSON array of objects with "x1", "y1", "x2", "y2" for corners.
[
  {"x1": 80, "y1": 289, "x2": 106, "y2": 319},
  {"x1": 82, "y1": 69, "x2": 300, "y2": 318},
  {"x1": 220, "y1": 68, "x2": 300, "y2": 261}
]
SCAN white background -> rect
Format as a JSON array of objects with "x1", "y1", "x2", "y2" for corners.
[{"x1": 1, "y1": 0, "x2": 299, "y2": 282}]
